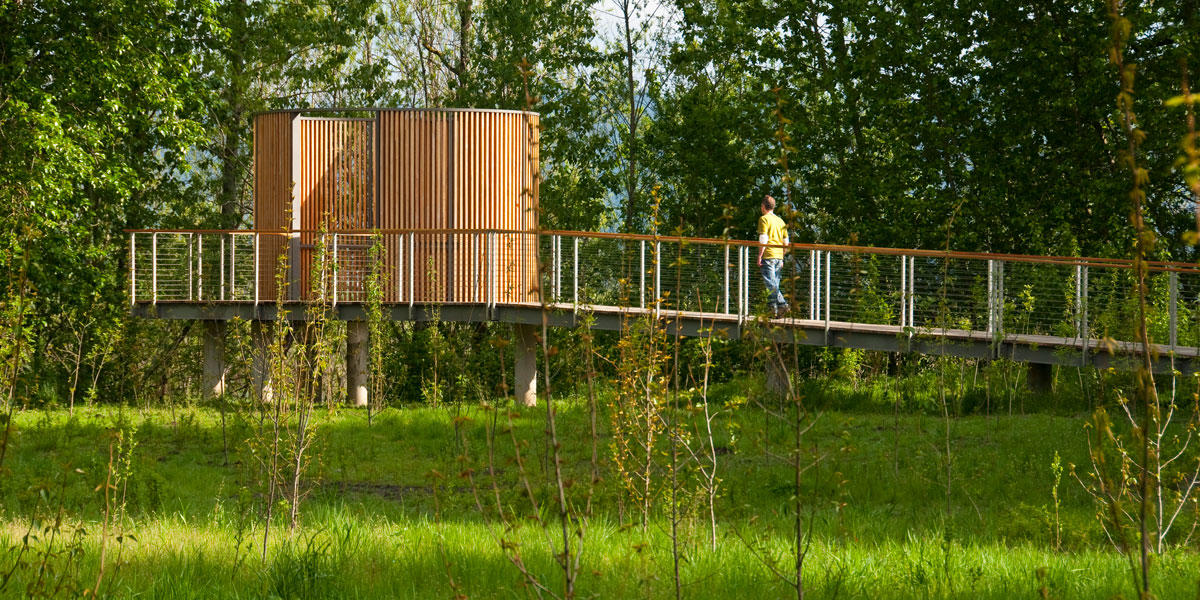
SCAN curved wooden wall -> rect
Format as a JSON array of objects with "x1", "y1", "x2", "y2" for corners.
[
  {"x1": 253, "y1": 112, "x2": 292, "y2": 302},
  {"x1": 253, "y1": 109, "x2": 540, "y2": 304},
  {"x1": 295, "y1": 117, "x2": 376, "y2": 299}
]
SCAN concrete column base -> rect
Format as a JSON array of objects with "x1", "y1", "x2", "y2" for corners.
[
  {"x1": 347, "y1": 321, "x2": 369, "y2": 407},
  {"x1": 202, "y1": 320, "x2": 226, "y2": 401},
  {"x1": 1027, "y1": 362, "x2": 1053, "y2": 393},
  {"x1": 514, "y1": 324, "x2": 538, "y2": 407},
  {"x1": 766, "y1": 354, "x2": 792, "y2": 399}
]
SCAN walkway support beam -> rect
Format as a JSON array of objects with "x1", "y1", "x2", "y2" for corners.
[
  {"x1": 514, "y1": 323, "x2": 538, "y2": 407},
  {"x1": 251, "y1": 320, "x2": 275, "y2": 403}
]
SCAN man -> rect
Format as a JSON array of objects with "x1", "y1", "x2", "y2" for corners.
[{"x1": 757, "y1": 195, "x2": 789, "y2": 315}]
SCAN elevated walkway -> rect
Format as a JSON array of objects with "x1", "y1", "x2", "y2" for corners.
[{"x1": 128, "y1": 229, "x2": 1200, "y2": 404}]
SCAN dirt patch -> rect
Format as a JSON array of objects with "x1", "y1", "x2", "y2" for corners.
[{"x1": 330, "y1": 481, "x2": 472, "y2": 502}]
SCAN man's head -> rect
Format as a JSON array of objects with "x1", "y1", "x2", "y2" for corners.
[{"x1": 761, "y1": 195, "x2": 776, "y2": 214}]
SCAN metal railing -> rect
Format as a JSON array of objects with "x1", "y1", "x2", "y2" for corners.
[{"x1": 128, "y1": 229, "x2": 1200, "y2": 353}]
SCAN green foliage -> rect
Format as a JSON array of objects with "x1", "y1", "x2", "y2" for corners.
[
  {"x1": 660, "y1": 0, "x2": 1197, "y2": 255},
  {"x1": 0, "y1": 0, "x2": 384, "y2": 409},
  {"x1": 0, "y1": 0, "x2": 207, "y2": 357},
  {"x1": 2, "y1": 403, "x2": 1200, "y2": 597}
]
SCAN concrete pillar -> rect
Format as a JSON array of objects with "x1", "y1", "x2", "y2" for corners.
[
  {"x1": 1027, "y1": 362, "x2": 1053, "y2": 393},
  {"x1": 514, "y1": 324, "x2": 538, "y2": 407},
  {"x1": 346, "y1": 320, "x2": 369, "y2": 407},
  {"x1": 201, "y1": 320, "x2": 226, "y2": 401},
  {"x1": 251, "y1": 321, "x2": 274, "y2": 403}
]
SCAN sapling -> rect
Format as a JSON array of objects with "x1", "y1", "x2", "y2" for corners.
[
  {"x1": 365, "y1": 233, "x2": 387, "y2": 426},
  {"x1": 1051, "y1": 451, "x2": 1063, "y2": 551},
  {"x1": 91, "y1": 422, "x2": 138, "y2": 598},
  {"x1": 288, "y1": 227, "x2": 340, "y2": 530},
  {"x1": 258, "y1": 239, "x2": 298, "y2": 560},
  {"x1": 667, "y1": 227, "x2": 685, "y2": 600},
  {"x1": 690, "y1": 296, "x2": 723, "y2": 550},
  {"x1": 1073, "y1": 5, "x2": 1195, "y2": 599}
]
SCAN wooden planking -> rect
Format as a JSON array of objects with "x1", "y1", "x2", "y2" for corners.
[
  {"x1": 254, "y1": 108, "x2": 539, "y2": 304},
  {"x1": 451, "y1": 110, "x2": 540, "y2": 304},
  {"x1": 378, "y1": 110, "x2": 450, "y2": 303},
  {"x1": 253, "y1": 112, "x2": 293, "y2": 302},
  {"x1": 294, "y1": 117, "x2": 375, "y2": 299}
]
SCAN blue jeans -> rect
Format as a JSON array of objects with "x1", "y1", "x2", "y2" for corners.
[{"x1": 760, "y1": 258, "x2": 786, "y2": 309}]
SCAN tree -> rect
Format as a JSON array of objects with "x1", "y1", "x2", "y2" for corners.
[
  {"x1": 197, "y1": 0, "x2": 385, "y2": 228},
  {"x1": 0, "y1": 0, "x2": 209, "y2": 393}
]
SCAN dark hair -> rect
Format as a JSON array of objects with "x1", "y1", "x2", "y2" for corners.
[{"x1": 762, "y1": 195, "x2": 776, "y2": 211}]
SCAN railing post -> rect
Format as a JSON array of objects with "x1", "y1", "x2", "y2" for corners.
[
  {"x1": 639, "y1": 239, "x2": 646, "y2": 310},
  {"x1": 811, "y1": 250, "x2": 820, "y2": 321},
  {"x1": 397, "y1": 233, "x2": 404, "y2": 304},
  {"x1": 198, "y1": 235, "x2": 204, "y2": 301},
  {"x1": 473, "y1": 233, "x2": 480, "y2": 304},
  {"x1": 824, "y1": 251, "x2": 831, "y2": 338},
  {"x1": 1170, "y1": 270, "x2": 1179, "y2": 352},
  {"x1": 408, "y1": 232, "x2": 415, "y2": 310},
  {"x1": 573, "y1": 237, "x2": 580, "y2": 313},
  {"x1": 908, "y1": 255, "x2": 916, "y2": 330},
  {"x1": 151, "y1": 232, "x2": 158, "y2": 304},
  {"x1": 1080, "y1": 265, "x2": 1088, "y2": 358},
  {"x1": 1073, "y1": 263, "x2": 1082, "y2": 340},
  {"x1": 814, "y1": 250, "x2": 822, "y2": 321},
  {"x1": 901, "y1": 256, "x2": 908, "y2": 329},
  {"x1": 229, "y1": 234, "x2": 237, "y2": 301},
  {"x1": 988, "y1": 259, "x2": 996, "y2": 337},
  {"x1": 484, "y1": 232, "x2": 492, "y2": 310},
  {"x1": 130, "y1": 233, "x2": 137, "y2": 305},
  {"x1": 220, "y1": 233, "x2": 226, "y2": 301},
  {"x1": 986, "y1": 259, "x2": 1003, "y2": 340},
  {"x1": 743, "y1": 246, "x2": 750, "y2": 317},
  {"x1": 723, "y1": 244, "x2": 730, "y2": 315},
  {"x1": 552, "y1": 234, "x2": 560, "y2": 303},
  {"x1": 909, "y1": 255, "x2": 917, "y2": 329},
  {"x1": 988, "y1": 261, "x2": 998, "y2": 340},
  {"x1": 736, "y1": 246, "x2": 743, "y2": 318},
  {"x1": 655, "y1": 241, "x2": 662, "y2": 312},
  {"x1": 253, "y1": 233, "x2": 260, "y2": 306},
  {"x1": 188, "y1": 233, "x2": 194, "y2": 301}
]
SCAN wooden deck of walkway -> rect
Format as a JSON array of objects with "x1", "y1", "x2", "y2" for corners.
[{"x1": 132, "y1": 299, "x2": 1196, "y2": 372}]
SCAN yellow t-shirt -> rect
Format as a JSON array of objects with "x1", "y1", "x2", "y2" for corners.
[{"x1": 757, "y1": 212, "x2": 788, "y2": 260}]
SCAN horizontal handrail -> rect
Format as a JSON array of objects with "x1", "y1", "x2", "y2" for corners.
[{"x1": 123, "y1": 228, "x2": 1200, "y2": 273}]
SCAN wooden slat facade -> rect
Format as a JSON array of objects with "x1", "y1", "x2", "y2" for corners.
[
  {"x1": 253, "y1": 109, "x2": 540, "y2": 304},
  {"x1": 253, "y1": 112, "x2": 293, "y2": 302},
  {"x1": 295, "y1": 117, "x2": 375, "y2": 299}
]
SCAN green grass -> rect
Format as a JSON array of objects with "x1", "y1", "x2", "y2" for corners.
[{"x1": 1, "y1": 382, "x2": 1199, "y2": 599}]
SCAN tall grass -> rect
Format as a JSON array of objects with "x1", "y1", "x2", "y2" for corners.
[{"x1": 2, "y1": 404, "x2": 1200, "y2": 599}]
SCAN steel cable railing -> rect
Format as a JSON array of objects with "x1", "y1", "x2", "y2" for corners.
[{"x1": 128, "y1": 229, "x2": 1200, "y2": 355}]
